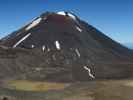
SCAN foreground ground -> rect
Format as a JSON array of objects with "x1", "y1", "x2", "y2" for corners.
[{"x1": 0, "y1": 80, "x2": 133, "y2": 100}]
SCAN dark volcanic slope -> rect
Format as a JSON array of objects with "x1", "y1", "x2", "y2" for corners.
[{"x1": 0, "y1": 11, "x2": 133, "y2": 82}]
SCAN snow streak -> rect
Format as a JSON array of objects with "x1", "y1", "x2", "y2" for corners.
[
  {"x1": 84, "y1": 66, "x2": 95, "y2": 79},
  {"x1": 26, "y1": 18, "x2": 42, "y2": 31},
  {"x1": 13, "y1": 33, "x2": 31, "y2": 48}
]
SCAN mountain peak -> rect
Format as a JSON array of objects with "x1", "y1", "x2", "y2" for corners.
[
  {"x1": 0, "y1": 11, "x2": 82, "y2": 49},
  {"x1": 40, "y1": 11, "x2": 78, "y2": 19},
  {"x1": 0, "y1": 11, "x2": 133, "y2": 82}
]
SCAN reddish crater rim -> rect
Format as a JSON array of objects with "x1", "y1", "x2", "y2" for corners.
[{"x1": 46, "y1": 14, "x2": 70, "y2": 23}]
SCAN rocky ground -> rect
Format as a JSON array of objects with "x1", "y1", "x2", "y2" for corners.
[{"x1": 0, "y1": 80, "x2": 133, "y2": 100}]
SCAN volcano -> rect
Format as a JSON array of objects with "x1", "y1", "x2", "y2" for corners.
[{"x1": 0, "y1": 11, "x2": 133, "y2": 82}]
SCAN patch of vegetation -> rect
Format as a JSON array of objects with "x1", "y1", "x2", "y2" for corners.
[{"x1": 6, "y1": 80, "x2": 69, "y2": 92}]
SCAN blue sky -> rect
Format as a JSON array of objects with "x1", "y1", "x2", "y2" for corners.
[{"x1": 0, "y1": 0, "x2": 132, "y2": 45}]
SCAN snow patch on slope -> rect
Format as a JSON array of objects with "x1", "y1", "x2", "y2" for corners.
[
  {"x1": 57, "y1": 11, "x2": 76, "y2": 20},
  {"x1": 68, "y1": 13, "x2": 76, "y2": 20},
  {"x1": 13, "y1": 33, "x2": 31, "y2": 48},
  {"x1": 57, "y1": 11, "x2": 66, "y2": 16},
  {"x1": 55, "y1": 41, "x2": 61, "y2": 50},
  {"x1": 42, "y1": 45, "x2": 46, "y2": 52},
  {"x1": 26, "y1": 18, "x2": 42, "y2": 31},
  {"x1": 84, "y1": 66, "x2": 95, "y2": 79},
  {"x1": 76, "y1": 26, "x2": 82, "y2": 32},
  {"x1": 75, "y1": 48, "x2": 81, "y2": 57}
]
